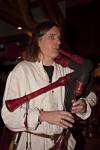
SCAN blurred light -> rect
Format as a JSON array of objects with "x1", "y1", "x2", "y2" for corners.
[
  {"x1": 95, "y1": 63, "x2": 100, "y2": 78},
  {"x1": 17, "y1": 26, "x2": 22, "y2": 30},
  {"x1": 0, "y1": 44, "x2": 5, "y2": 49}
]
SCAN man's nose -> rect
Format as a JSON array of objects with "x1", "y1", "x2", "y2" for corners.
[{"x1": 56, "y1": 38, "x2": 61, "y2": 45}]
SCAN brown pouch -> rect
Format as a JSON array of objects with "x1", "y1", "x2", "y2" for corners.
[
  {"x1": 49, "y1": 129, "x2": 70, "y2": 150},
  {"x1": 9, "y1": 139, "x2": 17, "y2": 150}
]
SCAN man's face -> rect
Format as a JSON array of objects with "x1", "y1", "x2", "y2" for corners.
[{"x1": 38, "y1": 26, "x2": 61, "y2": 59}]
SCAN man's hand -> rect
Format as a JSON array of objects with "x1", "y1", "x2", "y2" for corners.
[
  {"x1": 71, "y1": 99, "x2": 87, "y2": 114},
  {"x1": 40, "y1": 110, "x2": 75, "y2": 129}
]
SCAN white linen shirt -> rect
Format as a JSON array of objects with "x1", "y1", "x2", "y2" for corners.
[{"x1": 1, "y1": 60, "x2": 91, "y2": 150}]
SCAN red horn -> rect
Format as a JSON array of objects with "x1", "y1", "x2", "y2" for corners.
[{"x1": 6, "y1": 75, "x2": 71, "y2": 112}]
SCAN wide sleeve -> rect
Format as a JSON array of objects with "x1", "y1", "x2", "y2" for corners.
[
  {"x1": 76, "y1": 91, "x2": 97, "y2": 119},
  {"x1": 1, "y1": 65, "x2": 40, "y2": 132},
  {"x1": 85, "y1": 91, "x2": 97, "y2": 107},
  {"x1": 76, "y1": 100, "x2": 91, "y2": 120}
]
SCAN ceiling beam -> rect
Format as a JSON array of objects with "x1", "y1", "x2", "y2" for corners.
[
  {"x1": 0, "y1": 2, "x2": 29, "y2": 28},
  {"x1": 0, "y1": 1, "x2": 37, "y2": 31},
  {"x1": 37, "y1": 0, "x2": 64, "y2": 25}
]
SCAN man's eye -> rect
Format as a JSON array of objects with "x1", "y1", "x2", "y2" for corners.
[
  {"x1": 48, "y1": 34, "x2": 61, "y2": 40},
  {"x1": 48, "y1": 34, "x2": 54, "y2": 39}
]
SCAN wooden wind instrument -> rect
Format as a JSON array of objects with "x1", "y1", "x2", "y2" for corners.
[{"x1": 6, "y1": 74, "x2": 72, "y2": 112}]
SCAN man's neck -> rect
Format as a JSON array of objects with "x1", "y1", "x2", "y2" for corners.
[{"x1": 39, "y1": 54, "x2": 54, "y2": 66}]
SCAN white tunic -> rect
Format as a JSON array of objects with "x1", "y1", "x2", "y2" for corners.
[{"x1": 1, "y1": 60, "x2": 92, "y2": 150}]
